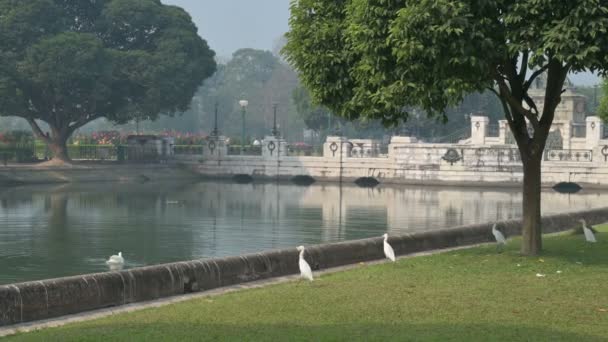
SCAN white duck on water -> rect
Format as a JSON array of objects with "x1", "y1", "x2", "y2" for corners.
[
  {"x1": 297, "y1": 246, "x2": 313, "y2": 281},
  {"x1": 106, "y1": 252, "x2": 125, "y2": 267}
]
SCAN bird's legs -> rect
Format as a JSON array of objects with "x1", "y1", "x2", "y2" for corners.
[{"x1": 496, "y1": 243, "x2": 504, "y2": 253}]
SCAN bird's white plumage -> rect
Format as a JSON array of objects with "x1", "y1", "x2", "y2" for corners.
[
  {"x1": 106, "y1": 252, "x2": 124, "y2": 266},
  {"x1": 580, "y1": 219, "x2": 597, "y2": 243},
  {"x1": 492, "y1": 224, "x2": 507, "y2": 245},
  {"x1": 297, "y1": 246, "x2": 313, "y2": 281},
  {"x1": 383, "y1": 233, "x2": 396, "y2": 262}
]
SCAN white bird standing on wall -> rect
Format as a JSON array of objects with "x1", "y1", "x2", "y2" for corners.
[
  {"x1": 579, "y1": 219, "x2": 597, "y2": 243},
  {"x1": 297, "y1": 246, "x2": 313, "y2": 281},
  {"x1": 106, "y1": 252, "x2": 125, "y2": 269},
  {"x1": 383, "y1": 233, "x2": 396, "y2": 262},
  {"x1": 492, "y1": 224, "x2": 507, "y2": 251}
]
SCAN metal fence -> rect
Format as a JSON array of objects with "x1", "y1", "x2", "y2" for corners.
[
  {"x1": 0, "y1": 143, "x2": 201, "y2": 163},
  {"x1": 0, "y1": 143, "x2": 37, "y2": 164},
  {"x1": 32, "y1": 144, "x2": 120, "y2": 161},
  {"x1": 227, "y1": 145, "x2": 263, "y2": 156},
  {"x1": 173, "y1": 145, "x2": 204, "y2": 155}
]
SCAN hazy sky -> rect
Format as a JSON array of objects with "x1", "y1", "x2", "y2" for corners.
[
  {"x1": 162, "y1": 0, "x2": 289, "y2": 59},
  {"x1": 162, "y1": 0, "x2": 600, "y2": 86}
]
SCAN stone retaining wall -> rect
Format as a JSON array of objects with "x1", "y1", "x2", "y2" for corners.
[
  {"x1": 2, "y1": 207, "x2": 608, "y2": 326},
  {"x1": 0, "y1": 163, "x2": 201, "y2": 186}
]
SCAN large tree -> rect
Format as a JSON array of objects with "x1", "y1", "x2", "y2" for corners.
[
  {"x1": 293, "y1": 86, "x2": 334, "y2": 133},
  {"x1": 284, "y1": 0, "x2": 608, "y2": 255},
  {"x1": 190, "y1": 48, "x2": 303, "y2": 139},
  {"x1": 0, "y1": 0, "x2": 216, "y2": 162}
]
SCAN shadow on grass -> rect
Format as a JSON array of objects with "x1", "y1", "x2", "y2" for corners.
[{"x1": 8, "y1": 322, "x2": 606, "y2": 342}]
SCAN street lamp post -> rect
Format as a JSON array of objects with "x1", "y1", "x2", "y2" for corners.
[
  {"x1": 211, "y1": 102, "x2": 219, "y2": 137},
  {"x1": 414, "y1": 110, "x2": 421, "y2": 138},
  {"x1": 272, "y1": 103, "x2": 279, "y2": 137},
  {"x1": 239, "y1": 99, "x2": 248, "y2": 155}
]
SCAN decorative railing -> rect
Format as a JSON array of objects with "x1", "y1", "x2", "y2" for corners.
[
  {"x1": 227, "y1": 145, "x2": 263, "y2": 156},
  {"x1": 545, "y1": 149, "x2": 593, "y2": 162},
  {"x1": 286, "y1": 145, "x2": 323, "y2": 157},
  {"x1": 494, "y1": 148, "x2": 521, "y2": 163},
  {"x1": 348, "y1": 144, "x2": 387, "y2": 158},
  {"x1": 173, "y1": 145, "x2": 204, "y2": 155}
]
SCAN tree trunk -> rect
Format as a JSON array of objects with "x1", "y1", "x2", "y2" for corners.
[
  {"x1": 47, "y1": 133, "x2": 71, "y2": 163},
  {"x1": 26, "y1": 119, "x2": 72, "y2": 164},
  {"x1": 521, "y1": 153, "x2": 542, "y2": 255}
]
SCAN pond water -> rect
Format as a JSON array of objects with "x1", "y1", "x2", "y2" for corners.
[{"x1": 0, "y1": 181, "x2": 605, "y2": 285}]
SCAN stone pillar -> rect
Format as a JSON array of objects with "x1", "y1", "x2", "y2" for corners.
[
  {"x1": 586, "y1": 116, "x2": 603, "y2": 150},
  {"x1": 470, "y1": 116, "x2": 489, "y2": 145},
  {"x1": 498, "y1": 120, "x2": 509, "y2": 145},
  {"x1": 203, "y1": 136, "x2": 228, "y2": 159},
  {"x1": 161, "y1": 137, "x2": 175, "y2": 157},
  {"x1": 262, "y1": 135, "x2": 287, "y2": 158},
  {"x1": 323, "y1": 136, "x2": 352, "y2": 158}
]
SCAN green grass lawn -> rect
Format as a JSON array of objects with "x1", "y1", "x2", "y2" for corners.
[{"x1": 6, "y1": 226, "x2": 608, "y2": 341}]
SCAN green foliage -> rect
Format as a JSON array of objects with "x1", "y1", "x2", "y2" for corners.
[
  {"x1": 0, "y1": 0, "x2": 216, "y2": 158},
  {"x1": 285, "y1": 0, "x2": 608, "y2": 254},
  {"x1": 284, "y1": 0, "x2": 608, "y2": 126},
  {"x1": 7, "y1": 227, "x2": 608, "y2": 341},
  {"x1": 292, "y1": 86, "x2": 333, "y2": 132},
  {"x1": 598, "y1": 79, "x2": 608, "y2": 122}
]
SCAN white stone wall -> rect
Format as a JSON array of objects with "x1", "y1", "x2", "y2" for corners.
[{"x1": 187, "y1": 115, "x2": 608, "y2": 188}]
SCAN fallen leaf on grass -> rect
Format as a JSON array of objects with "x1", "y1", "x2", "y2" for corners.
[
  {"x1": 536, "y1": 273, "x2": 546, "y2": 277},
  {"x1": 598, "y1": 308, "x2": 607, "y2": 313}
]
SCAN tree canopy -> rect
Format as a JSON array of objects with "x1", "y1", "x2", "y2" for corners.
[
  {"x1": 0, "y1": 0, "x2": 216, "y2": 161},
  {"x1": 187, "y1": 48, "x2": 302, "y2": 140},
  {"x1": 284, "y1": 0, "x2": 608, "y2": 255}
]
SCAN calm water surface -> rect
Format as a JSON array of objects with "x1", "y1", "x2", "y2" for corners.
[{"x1": 0, "y1": 181, "x2": 605, "y2": 284}]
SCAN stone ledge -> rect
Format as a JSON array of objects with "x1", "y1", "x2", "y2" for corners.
[{"x1": 2, "y1": 207, "x2": 607, "y2": 326}]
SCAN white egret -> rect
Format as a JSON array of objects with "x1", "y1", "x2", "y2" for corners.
[
  {"x1": 106, "y1": 252, "x2": 125, "y2": 268},
  {"x1": 296, "y1": 246, "x2": 313, "y2": 281},
  {"x1": 492, "y1": 224, "x2": 507, "y2": 252},
  {"x1": 383, "y1": 233, "x2": 396, "y2": 262},
  {"x1": 579, "y1": 219, "x2": 597, "y2": 243}
]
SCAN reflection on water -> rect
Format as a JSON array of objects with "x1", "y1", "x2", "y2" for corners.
[{"x1": 0, "y1": 181, "x2": 604, "y2": 284}]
